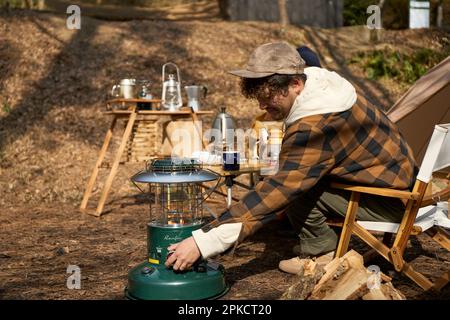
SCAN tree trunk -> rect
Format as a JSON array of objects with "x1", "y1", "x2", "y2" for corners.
[
  {"x1": 370, "y1": 0, "x2": 385, "y2": 43},
  {"x1": 217, "y1": 0, "x2": 230, "y2": 20},
  {"x1": 278, "y1": 0, "x2": 289, "y2": 26},
  {"x1": 37, "y1": 0, "x2": 45, "y2": 10},
  {"x1": 24, "y1": 0, "x2": 33, "y2": 9},
  {"x1": 437, "y1": 0, "x2": 443, "y2": 28}
]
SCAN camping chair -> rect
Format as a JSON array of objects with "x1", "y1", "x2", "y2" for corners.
[{"x1": 330, "y1": 124, "x2": 450, "y2": 291}]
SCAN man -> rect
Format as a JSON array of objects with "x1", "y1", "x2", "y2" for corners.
[
  {"x1": 165, "y1": 42, "x2": 417, "y2": 273},
  {"x1": 256, "y1": 45, "x2": 321, "y2": 122}
]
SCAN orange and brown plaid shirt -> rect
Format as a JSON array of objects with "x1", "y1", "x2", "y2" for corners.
[{"x1": 206, "y1": 97, "x2": 417, "y2": 244}]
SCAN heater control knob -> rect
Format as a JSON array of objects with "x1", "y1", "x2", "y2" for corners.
[
  {"x1": 141, "y1": 266, "x2": 155, "y2": 275},
  {"x1": 193, "y1": 263, "x2": 207, "y2": 273}
]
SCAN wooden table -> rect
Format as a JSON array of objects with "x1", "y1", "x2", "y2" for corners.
[
  {"x1": 80, "y1": 98, "x2": 214, "y2": 216},
  {"x1": 205, "y1": 163, "x2": 268, "y2": 209}
]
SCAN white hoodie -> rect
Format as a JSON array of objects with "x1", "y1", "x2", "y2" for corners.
[
  {"x1": 285, "y1": 67, "x2": 357, "y2": 127},
  {"x1": 192, "y1": 67, "x2": 357, "y2": 259}
]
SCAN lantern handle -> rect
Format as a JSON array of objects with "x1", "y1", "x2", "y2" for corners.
[{"x1": 162, "y1": 62, "x2": 181, "y2": 83}]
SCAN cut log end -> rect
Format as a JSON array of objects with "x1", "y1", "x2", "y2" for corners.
[{"x1": 280, "y1": 250, "x2": 405, "y2": 300}]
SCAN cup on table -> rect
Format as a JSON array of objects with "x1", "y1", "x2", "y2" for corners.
[{"x1": 223, "y1": 151, "x2": 240, "y2": 171}]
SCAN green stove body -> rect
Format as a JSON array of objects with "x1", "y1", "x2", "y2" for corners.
[{"x1": 125, "y1": 158, "x2": 228, "y2": 300}]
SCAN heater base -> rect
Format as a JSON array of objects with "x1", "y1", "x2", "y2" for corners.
[{"x1": 125, "y1": 261, "x2": 228, "y2": 300}]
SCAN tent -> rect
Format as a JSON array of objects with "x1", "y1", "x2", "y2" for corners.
[{"x1": 387, "y1": 56, "x2": 450, "y2": 165}]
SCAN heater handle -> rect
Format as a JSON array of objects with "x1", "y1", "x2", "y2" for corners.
[
  {"x1": 195, "y1": 173, "x2": 221, "y2": 209},
  {"x1": 131, "y1": 171, "x2": 147, "y2": 194}
]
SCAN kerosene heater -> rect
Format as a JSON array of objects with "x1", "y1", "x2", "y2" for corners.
[{"x1": 125, "y1": 158, "x2": 228, "y2": 300}]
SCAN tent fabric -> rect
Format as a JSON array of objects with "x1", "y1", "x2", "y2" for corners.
[{"x1": 386, "y1": 56, "x2": 450, "y2": 164}]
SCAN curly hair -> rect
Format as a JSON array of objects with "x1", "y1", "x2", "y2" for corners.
[{"x1": 240, "y1": 73, "x2": 307, "y2": 100}]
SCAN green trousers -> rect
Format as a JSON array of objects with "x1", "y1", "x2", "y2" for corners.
[{"x1": 285, "y1": 181, "x2": 405, "y2": 256}]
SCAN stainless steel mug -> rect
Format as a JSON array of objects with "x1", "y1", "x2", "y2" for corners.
[{"x1": 111, "y1": 79, "x2": 136, "y2": 99}]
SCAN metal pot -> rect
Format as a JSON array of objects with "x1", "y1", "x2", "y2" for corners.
[{"x1": 211, "y1": 106, "x2": 236, "y2": 150}]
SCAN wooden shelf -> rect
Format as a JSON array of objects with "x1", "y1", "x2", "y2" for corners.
[
  {"x1": 107, "y1": 98, "x2": 162, "y2": 104},
  {"x1": 103, "y1": 110, "x2": 214, "y2": 116}
]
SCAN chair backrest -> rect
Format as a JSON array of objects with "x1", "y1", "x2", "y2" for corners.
[{"x1": 416, "y1": 124, "x2": 450, "y2": 183}]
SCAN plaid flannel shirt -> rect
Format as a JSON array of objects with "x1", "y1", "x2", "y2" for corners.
[{"x1": 204, "y1": 96, "x2": 417, "y2": 244}]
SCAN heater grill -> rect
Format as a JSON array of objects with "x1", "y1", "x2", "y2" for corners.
[
  {"x1": 148, "y1": 182, "x2": 203, "y2": 226},
  {"x1": 132, "y1": 158, "x2": 218, "y2": 227},
  {"x1": 147, "y1": 158, "x2": 200, "y2": 172}
]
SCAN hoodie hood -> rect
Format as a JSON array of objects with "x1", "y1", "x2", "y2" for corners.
[{"x1": 284, "y1": 67, "x2": 357, "y2": 127}]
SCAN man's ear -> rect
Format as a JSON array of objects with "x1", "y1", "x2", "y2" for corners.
[{"x1": 291, "y1": 78, "x2": 304, "y2": 95}]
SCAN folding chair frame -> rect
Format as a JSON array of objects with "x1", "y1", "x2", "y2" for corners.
[{"x1": 331, "y1": 180, "x2": 449, "y2": 291}]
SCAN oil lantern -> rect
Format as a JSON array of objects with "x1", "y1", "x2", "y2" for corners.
[{"x1": 161, "y1": 63, "x2": 183, "y2": 111}]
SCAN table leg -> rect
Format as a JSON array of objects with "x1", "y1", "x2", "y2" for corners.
[
  {"x1": 225, "y1": 176, "x2": 234, "y2": 209},
  {"x1": 234, "y1": 180, "x2": 255, "y2": 191},
  {"x1": 80, "y1": 116, "x2": 117, "y2": 211},
  {"x1": 94, "y1": 109, "x2": 137, "y2": 216},
  {"x1": 189, "y1": 108, "x2": 207, "y2": 149},
  {"x1": 200, "y1": 181, "x2": 239, "y2": 203}
]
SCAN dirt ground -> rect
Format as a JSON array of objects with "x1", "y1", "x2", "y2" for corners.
[
  {"x1": 0, "y1": 7, "x2": 449, "y2": 300},
  {"x1": 1, "y1": 192, "x2": 449, "y2": 300}
]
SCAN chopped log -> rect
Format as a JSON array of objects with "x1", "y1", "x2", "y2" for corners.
[
  {"x1": 308, "y1": 250, "x2": 369, "y2": 300},
  {"x1": 362, "y1": 282, "x2": 406, "y2": 300},
  {"x1": 280, "y1": 250, "x2": 404, "y2": 300},
  {"x1": 280, "y1": 260, "x2": 325, "y2": 300}
]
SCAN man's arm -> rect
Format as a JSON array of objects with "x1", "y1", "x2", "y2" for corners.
[
  {"x1": 194, "y1": 123, "x2": 336, "y2": 259},
  {"x1": 165, "y1": 123, "x2": 336, "y2": 269}
]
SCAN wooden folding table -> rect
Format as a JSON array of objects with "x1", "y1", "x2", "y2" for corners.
[{"x1": 80, "y1": 98, "x2": 213, "y2": 216}]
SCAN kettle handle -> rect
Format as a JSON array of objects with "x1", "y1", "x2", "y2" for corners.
[{"x1": 202, "y1": 85, "x2": 208, "y2": 98}]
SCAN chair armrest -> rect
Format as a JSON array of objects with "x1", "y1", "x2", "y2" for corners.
[
  {"x1": 330, "y1": 182, "x2": 420, "y2": 200},
  {"x1": 420, "y1": 186, "x2": 450, "y2": 207}
]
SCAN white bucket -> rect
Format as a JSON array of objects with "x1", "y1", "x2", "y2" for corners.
[{"x1": 409, "y1": 0, "x2": 430, "y2": 29}]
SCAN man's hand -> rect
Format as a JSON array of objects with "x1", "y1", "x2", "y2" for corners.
[{"x1": 165, "y1": 236, "x2": 201, "y2": 271}]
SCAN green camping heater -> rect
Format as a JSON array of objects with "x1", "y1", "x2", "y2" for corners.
[{"x1": 125, "y1": 158, "x2": 228, "y2": 300}]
